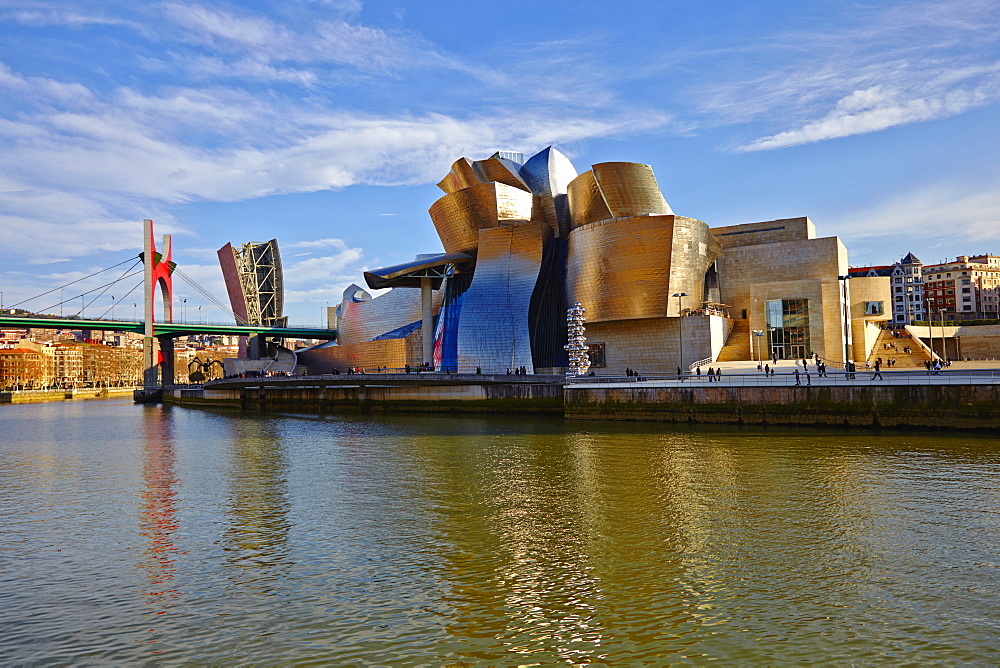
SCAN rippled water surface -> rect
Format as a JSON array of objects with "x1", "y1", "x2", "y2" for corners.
[{"x1": 3, "y1": 400, "x2": 1000, "y2": 664}]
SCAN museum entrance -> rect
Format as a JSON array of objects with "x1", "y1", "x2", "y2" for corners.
[{"x1": 766, "y1": 298, "x2": 810, "y2": 360}]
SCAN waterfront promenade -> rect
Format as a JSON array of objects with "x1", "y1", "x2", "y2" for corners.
[{"x1": 159, "y1": 363, "x2": 1000, "y2": 430}]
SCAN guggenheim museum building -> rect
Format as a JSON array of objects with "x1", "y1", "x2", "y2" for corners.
[{"x1": 298, "y1": 147, "x2": 875, "y2": 375}]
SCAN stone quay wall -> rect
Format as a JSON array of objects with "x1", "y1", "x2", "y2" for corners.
[
  {"x1": 165, "y1": 374, "x2": 565, "y2": 415},
  {"x1": 0, "y1": 387, "x2": 137, "y2": 404},
  {"x1": 564, "y1": 384, "x2": 1000, "y2": 429},
  {"x1": 164, "y1": 376, "x2": 1000, "y2": 430}
]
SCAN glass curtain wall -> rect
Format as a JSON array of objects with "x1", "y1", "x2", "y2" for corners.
[{"x1": 766, "y1": 299, "x2": 811, "y2": 360}]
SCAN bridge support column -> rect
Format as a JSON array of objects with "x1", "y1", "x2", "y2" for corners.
[
  {"x1": 143, "y1": 336, "x2": 159, "y2": 390},
  {"x1": 421, "y1": 277, "x2": 433, "y2": 366},
  {"x1": 158, "y1": 336, "x2": 175, "y2": 386},
  {"x1": 248, "y1": 334, "x2": 261, "y2": 360}
]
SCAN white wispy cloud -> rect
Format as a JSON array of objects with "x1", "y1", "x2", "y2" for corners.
[
  {"x1": 838, "y1": 178, "x2": 1000, "y2": 250},
  {"x1": 736, "y1": 81, "x2": 997, "y2": 152},
  {"x1": 697, "y1": 0, "x2": 1000, "y2": 151}
]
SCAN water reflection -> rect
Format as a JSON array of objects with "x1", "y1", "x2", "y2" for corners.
[
  {"x1": 137, "y1": 406, "x2": 180, "y2": 625},
  {"x1": 221, "y1": 418, "x2": 291, "y2": 590},
  {"x1": 6, "y1": 404, "x2": 1000, "y2": 664}
]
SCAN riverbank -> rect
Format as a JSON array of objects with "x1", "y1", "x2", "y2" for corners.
[
  {"x1": 0, "y1": 387, "x2": 138, "y2": 404},
  {"x1": 160, "y1": 371, "x2": 1000, "y2": 430}
]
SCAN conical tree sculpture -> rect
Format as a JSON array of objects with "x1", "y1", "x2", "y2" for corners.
[{"x1": 564, "y1": 302, "x2": 591, "y2": 376}]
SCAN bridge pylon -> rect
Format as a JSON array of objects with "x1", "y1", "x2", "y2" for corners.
[{"x1": 140, "y1": 219, "x2": 175, "y2": 395}]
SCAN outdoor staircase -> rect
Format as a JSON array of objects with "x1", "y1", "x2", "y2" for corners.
[
  {"x1": 867, "y1": 329, "x2": 933, "y2": 368},
  {"x1": 264, "y1": 345, "x2": 298, "y2": 375},
  {"x1": 716, "y1": 318, "x2": 752, "y2": 362}
]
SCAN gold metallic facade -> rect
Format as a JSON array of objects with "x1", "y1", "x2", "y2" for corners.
[
  {"x1": 429, "y1": 182, "x2": 534, "y2": 254},
  {"x1": 436, "y1": 157, "x2": 483, "y2": 195},
  {"x1": 567, "y1": 215, "x2": 721, "y2": 323},
  {"x1": 475, "y1": 156, "x2": 530, "y2": 192},
  {"x1": 566, "y1": 170, "x2": 612, "y2": 230},
  {"x1": 592, "y1": 162, "x2": 673, "y2": 218}
]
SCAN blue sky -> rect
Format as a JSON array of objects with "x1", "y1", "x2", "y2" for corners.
[{"x1": 1, "y1": 0, "x2": 999, "y2": 325}]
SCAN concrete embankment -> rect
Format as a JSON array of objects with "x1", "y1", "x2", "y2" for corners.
[
  {"x1": 165, "y1": 374, "x2": 565, "y2": 414},
  {"x1": 0, "y1": 387, "x2": 138, "y2": 404},
  {"x1": 565, "y1": 384, "x2": 1000, "y2": 429},
  {"x1": 164, "y1": 375, "x2": 1000, "y2": 430}
]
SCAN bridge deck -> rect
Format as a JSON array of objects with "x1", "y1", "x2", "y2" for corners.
[{"x1": 0, "y1": 315, "x2": 337, "y2": 339}]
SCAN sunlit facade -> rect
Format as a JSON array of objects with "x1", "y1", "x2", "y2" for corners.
[{"x1": 299, "y1": 147, "x2": 857, "y2": 374}]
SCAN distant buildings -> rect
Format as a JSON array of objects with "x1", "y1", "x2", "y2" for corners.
[
  {"x1": 848, "y1": 252, "x2": 926, "y2": 325},
  {"x1": 923, "y1": 255, "x2": 1000, "y2": 321}
]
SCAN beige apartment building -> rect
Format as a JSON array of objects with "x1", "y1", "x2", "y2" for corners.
[{"x1": 923, "y1": 255, "x2": 1000, "y2": 321}]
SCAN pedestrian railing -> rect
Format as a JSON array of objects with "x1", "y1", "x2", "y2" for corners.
[{"x1": 566, "y1": 369, "x2": 999, "y2": 387}]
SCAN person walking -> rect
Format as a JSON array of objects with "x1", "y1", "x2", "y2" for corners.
[
  {"x1": 764, "y1": 363, "x2": 770, "y2": 377},
  {"x1": 794, "y1": 368, "x2": 801, "y2": 385},
  {"x1": 715, "y1": 368, "x2": 722, "y2": 382},
  {"x1": 805, "y1": 369, "x2": 811, "y2": 385}
]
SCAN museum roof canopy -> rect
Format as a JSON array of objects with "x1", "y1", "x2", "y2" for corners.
[{"x1": 364, "y1": 252, "x2": 473, "y2": 290}]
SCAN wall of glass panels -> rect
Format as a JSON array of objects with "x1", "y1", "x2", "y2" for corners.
[{"x1": 766, "y1": 299, "x2": 811, "y2": 360}]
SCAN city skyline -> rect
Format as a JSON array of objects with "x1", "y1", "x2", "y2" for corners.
[{"x1": 2, "y1": 0, "x2": 999, "y2": 325}]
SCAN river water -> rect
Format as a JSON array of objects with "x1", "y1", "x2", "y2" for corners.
[{"x1": 2, "y1": 399, "x2": 1000, "y2": 665}]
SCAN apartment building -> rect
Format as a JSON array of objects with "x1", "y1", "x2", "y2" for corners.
[{"x1": 923, "y1": 255, "x2": 1000, "y2": 321}]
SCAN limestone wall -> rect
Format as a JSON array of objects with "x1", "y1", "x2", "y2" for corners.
[
  {"x1": 297, "y1": 333, "x2": 422, "y2": 372},
  {"x1": 582, "y1": 314, "x2": 731, "y2": 374},
  {"x1": 716, "y1": 236, "x2": 848, "y2": 361}
]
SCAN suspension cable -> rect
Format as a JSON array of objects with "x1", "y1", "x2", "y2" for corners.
[
  {"x1": 94, "y1": 279, "x2": 143, "y2": 320},
  {"x1": 33, "y1": 270, "x2": 143, "y2": 316},
  {"x1": 72, "y1": 260, "x2": 141, "y2": 317},
  {"x1": 7, "y1": 257, "x2": 138, "y2": 309}
]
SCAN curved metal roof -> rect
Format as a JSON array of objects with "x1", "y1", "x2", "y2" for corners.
[{"x1": 363, "y1": 252, "x2": 473, "y2": 290}]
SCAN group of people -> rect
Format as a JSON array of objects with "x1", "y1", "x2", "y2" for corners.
[
  {"x1": 507, "y1": 366, "x2": 529, "y2": 375},
  {"x1": 700, "y1": 366, "x2": 723, "y2": 381}
]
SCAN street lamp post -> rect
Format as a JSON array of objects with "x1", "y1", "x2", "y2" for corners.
[
  {"x1": 672, "y1": 292, "x2": 687, "y2": 377},
  {"x1": 838, "y1": 275, "x2": 851, "y2": 364},
  {"x1": 939, "y1": 308, "x2": 947, "y2": 362},
  {"x1": 181, "y1": 298, "x2": 187, "y2": 323},
  {"x1": 753, "y1": 330, "x2": 765, "y2": 370},
  {"x1": 928, "y1": 305, "x2": 935, "y2": 360}
]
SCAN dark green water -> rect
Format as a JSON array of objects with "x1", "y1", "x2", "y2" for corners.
[{"x1": 2, "y1": 399, "x2": 1000, "y2": 665}]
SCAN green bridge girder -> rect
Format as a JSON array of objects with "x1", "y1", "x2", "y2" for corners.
[{"x1": 0, "y1": 316, "x2": 337, "y2": 340}]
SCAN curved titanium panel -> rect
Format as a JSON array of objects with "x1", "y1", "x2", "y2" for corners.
[
  {"x1": 436, "y1": 157, "x2": 484, "y2": 194},
  {"x1": 456, "y1": 223, "x2": 549, "y2": 373},
  {"x1": 428, "y1": 182, "x2": 534, "y2": 254},
  {"x1": 520, "y1": 146, "x2": 578, "y2": 237},
  {"x1": 591, "y1": 162, "x2": 673, "y2": 219},
  {"x1": 566, "y1": 215, "x2": 719, "y2": 323},
  {"x1": 473, "y1": 157, "x2": 530, "y2": 192},
  {"x1": 566, "y1": 170, "x2": 613, "y2": 230},
  {"x1": 364, "y1": 252, "x2": 472, "y2": 290},
  {"x1": 520, "y1": 146, "x2": 578, "y2": 196},
  {"x1": 338, "y1": 284, "x2": 445, "y2": 347}
]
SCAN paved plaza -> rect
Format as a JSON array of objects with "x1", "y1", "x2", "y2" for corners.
[{"x1": 572, "y1": 358, "x2": 1000, "y2": 388}]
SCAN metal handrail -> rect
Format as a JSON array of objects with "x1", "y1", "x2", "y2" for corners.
[
  {"x1": 688, "y1": 357, "x2": 713, "y2": 371},
  {"x1": 565, "y1": 368, "x2": 997, "y2": 386}
]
